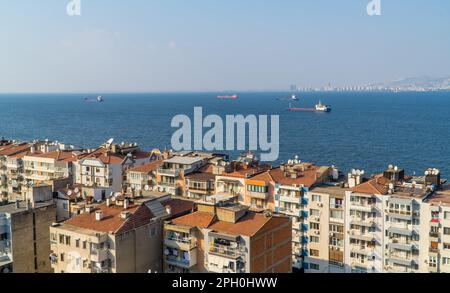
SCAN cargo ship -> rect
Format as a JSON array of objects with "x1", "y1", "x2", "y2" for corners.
[
  {"x1": 84, "y1": 96, "x2": 104, "y2": 103},
  {"x1": 288, "y1": 101, "x2": 331, "y2": 112},
  {"x1": 217, "y1": 94, "x2": 238, "y2": 99}
]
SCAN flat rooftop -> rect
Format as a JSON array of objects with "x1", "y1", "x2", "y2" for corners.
[
  {"x1": 0, "y1": 201, "x2": 54, "y2": 215},
  {"x1": 164, "y1": 156, "x2": 203, "y2": 165},
  {"x1": 310, "y1": 184, "x2": 349, "y2": 197}
]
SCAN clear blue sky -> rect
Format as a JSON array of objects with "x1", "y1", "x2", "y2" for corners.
[{"x1": 1, "y1": 0, "x2": 450, "y2": 92}]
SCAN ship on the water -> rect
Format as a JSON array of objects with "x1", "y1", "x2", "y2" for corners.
[
  {"x1": 288, "y1": 100, "x2": 331, "y2": 112},
  {"x1": 84, "y1": 96, "x2": 104, "y2": 103},
  {"x1": 217, "y1": 94, "x2": 238, "y2": 99}
]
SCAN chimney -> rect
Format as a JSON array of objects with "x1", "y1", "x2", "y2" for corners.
[
  {"x1": 165, "y1": 205, "x2": 172, "y2": 216},
  {"x1": 120, "y1": 211, "x2": 130, "y2": 220},
  {"x1": 124, "y1": 199, "x2": 129, "y2": 210},
  {"x1": 106, "y1": 198, "x2": 112, "y2": 207},
  {"x1": 95, "y1": 210, "x2": 103, "y2": 221}
]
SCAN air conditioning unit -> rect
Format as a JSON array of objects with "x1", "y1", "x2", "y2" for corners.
[
  {"x1": 315, "y1": 217, "x2": 321, "y2": 222},
  {"x1": 315, "y1": 230, "x2": 320, "y2": 235},
  {"x1": 317, "y1": 203, "x2": 323, "y2": 207}
]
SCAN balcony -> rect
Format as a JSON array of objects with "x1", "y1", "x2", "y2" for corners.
[
  {"x1": 158, "y1": 168, "x2": 181, "y2": 177},
  {"x1": 429, "y1": 232, "x2": 440, "y2": 242},
  {"x1": 350, "y1": 219, "x2": 376, "y2": 228},
  {"x1": 166, "y1": 252, "x2": 197, "y2": 268},
  {"x1": 278, "y1": 195, "x2": 300, "y2": 204},
  {"x1": 430, "y1": 219, "x2": 441, "y2": 228},
  {"x1": 348, "y1": 230, "x2": 376, "y2": 242},
  {"x1": 247, "y1": 190, "x2": 269, "y2": 200},
  {"x1": 209, "y1": 244, "x2": 244, "y2": 259},
  {"x1": 387, "y1": 257, "x2": 415, "y2": 267},
  {"x1": 429, "y1": 265, "x2": 438, "y2": 273},
  {"x1": 165, "y1": 237, "x2": 197, "y2": 251},
  {"x1": 90, "y1": 248, "x2": 109, "y2": 263},
  {"x1": 350, "y1": 244, "x2": 375, "y2": 257},
  {"x1": 388, "y1": 242, "x2": 416, "y2": 252},
  {"x1": 350, "y1": 202, "x2": 377, "y2": 213}
]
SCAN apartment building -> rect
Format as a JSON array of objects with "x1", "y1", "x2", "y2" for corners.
[
  {"x1": 50, "y1": 192, "x2": 194, "y2": 273},
  {"x1": 344, "y1": 166, "x2": 444, "y2": 273},
  {"x1": 157, "y1": 156, "x2": 205, "y2": 196},
  {"x1": 0, "y1": 199, "x2": 56, "y2": 273},
  {"x1": 271, "y1": 159, "x2": 333, "y2": 272},
  {"x1": 125, "y1": 160, "x2": 163, "y2": 195},
  {"x1": 23, "y1": 150, "x2": 79, "y2": 185},
  {"x1": 163, "y1": 195, "x2": 292, "y2": 273},
  {"x1": 305, "y1": 184, "x2": 348, "y2": 273},
  {"x1": 344, "y1": 170, "x2": 386, "y2": 273},
  {"x1": 185, "y1": 164, "x2": 218, "y2": 199},
  {"x1": 0, "y1": 142, "x2": 33, "y2": 202},
  {"x1": 215, "y1": 153, "x2": 270, "y2": 203},
  {"x1": 424, "y1": 184, "x2": 450, "y2": 273},
  {"x1": 75, "y1": 140, "x2": 152, "y2": 200}
]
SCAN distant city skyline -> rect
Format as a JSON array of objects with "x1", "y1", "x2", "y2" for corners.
[{"x1": 1, "y1": 0, "x2": 450, "y2": 93}]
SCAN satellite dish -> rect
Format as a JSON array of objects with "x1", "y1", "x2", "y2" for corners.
[
  {"x1": 145, "y1": 185, "x2": 150, "y2": 191},
  {"x1": 67, "y1": 190, "x2": 73, "y2": 196},
  {"x1": 164, "y1": 249, "x2": 170, "y2": 256},
  {"x1": 106, "y1": 138, "x2": 114, "y2": 145},
  {"x1": 74, "y1": 187, "x2": 79, "y2": 193}
]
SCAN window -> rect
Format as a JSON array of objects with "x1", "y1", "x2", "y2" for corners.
[
  {"x1": 75, "y1": 239, "x2": 80, "y2": 248},
  {"x1": 310, "y1": 222, "x2": 320, "y2": 230},
  {"x1": 247, "y1": 185, "x2": 268, "y2": 193},
  {"x1": 444, "y1": 243, "x2": 450, "y2": 250},
  {"x1": 444, "y1": 227, "x2": 450, "y2": 235},
  {"x1": 443, "y1": 258, "x2": 450, "y2": 265},
  {"x1": 60, "y1": 253, "x2": 65, "y2": 262},
  {"x1": 445, "y1": 212, "x2": 450, "y2": 220},
  {"x1": 59, "y1": 234, "x2": 64, "y2": 244},
  {"x1": 65, "y1": 236, "x2": 71, "y2": 246},
  {"x1": 330, "y1": 210, "x2": 343, "y2": 219},
  {"x1": 310, "y1": 263, "x2": 320, "y2": 270},
  {"x1": 82, "y1": 241, "x2": 87, "y2": 249},
  {"x1": 310, "y1": 236, "x2": 319, "y2": 243},
  {"x1": 310, "y1": 209, "x2": 320, "y2": 216},
  {"x1": 312, "y1": 195, "x2": 321, "y2": 202},
  {"x1": 62, "y1": 203, "x2": 68, "y2": 211},
  {"x1": 309, "y1": 249, "x2": 319, "y2": 257}
]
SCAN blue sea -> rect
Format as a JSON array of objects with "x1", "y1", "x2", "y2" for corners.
[{"x1": 0, "y1": 92, "x2": 449, "y2": 177}]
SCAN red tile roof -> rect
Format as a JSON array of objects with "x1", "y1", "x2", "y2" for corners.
[
  {"x1": 172, "y1": 211, "x2": 215, "y2": 228},
  {"x1": 351, "y1": 175, "x2": 390, "y2": 195},
  {"x1": 269, "y1": 165, "x2": 324, "y2": 187},
  {"x1": 64, "y1": 203, "x2": 154, "y2": 234},
  {"x1": 161, "y1": 198, "x2": 195, "y2": 217},
  {"x1": 28, "y1": 150, "x2": 80, "y2": 162},
  {"x1": 128, "y1": 160, "x2": 163, "y2": 173}
]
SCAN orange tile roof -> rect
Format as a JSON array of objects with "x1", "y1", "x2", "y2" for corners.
[
  {"x1": 161, "y1": 198, "x2": 195, "y2": 217},
  {"x1": 29, "y1": 150, "x2": 80, "y2": 162},
  {"x1": 208, "y1": 212, "x2": 273, "y2": 236},
  {"x1": 247, "y1": 171, "x2": 274, "y2": 184},
  {"x1": 269, "y1": 166, "x2": 323, "y2": 187},
  {"x1": 82, "y1": 148, "x2": 125, "y2": 164},
  {"x1": 172, "y1": 211, "x2": 215, "y2": 228},
  {"x1": 128, "y1": 160, "x2": 163, "y2": 173},
  {"x1": 351, "y1": 175, "x2": 390, "y2": 195},
  {"x1": 0, "y1": 143, "x2": 32, "y2": 157},
  {"x1": 64, "y1": 203, "x2": 153, "y2": 234},
  {"x1": 171, "y1": 210, "x2": 287, "y2": 237}
]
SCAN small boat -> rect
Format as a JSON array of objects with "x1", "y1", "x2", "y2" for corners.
[
  {"x1": 217, "y1": 94, "x2": 238, "y2": 99},
  {"x1": 291, "y1": 95, "x2": 299, "y2": 101}
]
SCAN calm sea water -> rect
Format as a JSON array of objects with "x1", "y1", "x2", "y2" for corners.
[{"x1": 0, "y1": 92, "x2": 449, "y2": 177}]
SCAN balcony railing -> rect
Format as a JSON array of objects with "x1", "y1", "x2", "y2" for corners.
[
  {"x1": 158, "y1": 168, "x2": 181, "y2": 177},
  {"x1": 209, "y1": 244, "x2": 243, "y2": 259}
]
